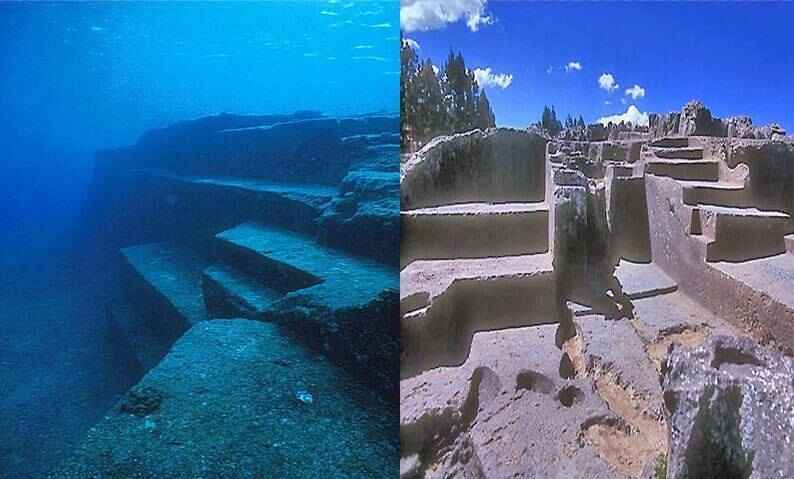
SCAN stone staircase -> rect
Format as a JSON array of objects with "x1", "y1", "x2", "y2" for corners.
[
  {"x1": 122, "y1": 219, "x2": 398, "y2": 393},
  {"x1": 400, "y1": 177, "x2": 553, "y2": 378},
  {"x1": 642, "y1": 136, "x2": 794, "y2": 358},
  {"x1": 642, "y1": 136, "x2": 793, "y2": 262}
]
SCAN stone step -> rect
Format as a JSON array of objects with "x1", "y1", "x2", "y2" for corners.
[
  {"x1": 341, "y1": 131, "x2": 401, "y2": 147},
  {"x1": 215, "y1": 222, "x2": 398, "y2": 392},
  {"x1": 201, "y1": 263, "x2": 282, "y2": 318},
  {"x1": 645, "y1": 159, "x2": 719, "y2": 181},
  {"x1": 400, "y1": 202, "x2": 549, "y2": 268},
  {"x1": 131, "y1": 169, "x2": 336, "y2": 236},
  {"x1": 650, "y1": 136, "x2": 689, "y2": 148},
  {"x1": 120, "y1": 242, "x2": 208, "y2": 336},
  {"x1": 55, "y1": 319, "x2": 397, "y2": 478},
  {"x1": 709, "y1": 254, "x2": 794, "y2": 341},
  {"x1": 679, "y1": 180, "x2": 750, "y2": 207},
  {"x1": 694, "y1": 205, "x2": 791, "y2": 262},
  {"x1": 215, "y1": 222, "x2": 396, "y2": 308},
  {"x1": 786, "y1": 234, "x2": 794, "y2": 254},
  {"x1": 400, "y1": 254, "x2": 557, "y2": 378},
  {"x1": 648, "y1": 146, "x2": 704, "y2": 160},
  {"x1": 136, "y1": 169, "x2": 337, "y2": 208}
]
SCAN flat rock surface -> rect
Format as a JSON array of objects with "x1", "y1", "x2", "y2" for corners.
[
  {"x1": 630, "y1": 290, "x2": 736, "y2": 345},
  {"x1": 698, "y1": 204, "x2": 789, "y2": 218},
  {"x1": 676, "y1": 180, "x2": 744, "y2": 190},
  {"x1": 402, "y1": 202, "x2": 548, "y2": 217},
  {"x1": 614, "y1": 261, "x2": 677, "y2": 299},
  {"x1": 712, "y1": 253, "x2": 794, "y2": 310},
  {"x1": 52, "y1": 319, "x2": 397, "y2": 478},
  {"x1": 137, "y1": 169, "x2": 337, "y2": 209},
  {"x1": 400, "y1": 253, "x2": 553, "y2": 302},
  {"x1": 121, "y1": 242, "x2": 208, "y2": 324},
  {"x1": 401, "y1": 325, "x2": 620, "y2": 479},
  {"x1": 202, "y1": 263, "x2": 281, "y2": 316},
  {"x1": 218, "y1": 222, "x2": 397, "y2": 311}
]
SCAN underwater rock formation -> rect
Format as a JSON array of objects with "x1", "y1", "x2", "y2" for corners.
[
  {"x1": 82, "y1": 112, "x2": 400, "y2": 265},
  {"x1": 56, "y1": 111, "x2": 400, "y2": 477},
  {"x1": 52, "y1": 320, "x2": 397, "y2": 479},
  {"x1": 662, "y1": 335, "x2": 794, "y2": 479}
]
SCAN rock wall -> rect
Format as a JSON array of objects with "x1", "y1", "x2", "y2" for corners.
[
  {"x1": 730, "y1": 140, "x2": 794, "y2": 214},
  {"x1": 607, "y1": 174, "x2": 651, "y2": 262},
  {"x1": 400, "y1": 128, "x2": 547, "y2": 209},
  {"x1": 649, "y1": 100, "x2": 787, "y2": 140},
  {"x1": 96, "y1": 113, "x2": 398, "y2": 186},
  {"x1": 80, "y1": 112, "x2": 400, "y2": 265},
  {"x1": 663, "y1": 336, "x2": 794, "y2": 479}
]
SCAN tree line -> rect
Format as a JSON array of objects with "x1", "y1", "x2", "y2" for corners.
[
  {"x1": 537, "y1": 106, "x2": 586, "y2": 137},
  {"x1": 400, "y1": 38, "x2": 496, "y2": 151}
]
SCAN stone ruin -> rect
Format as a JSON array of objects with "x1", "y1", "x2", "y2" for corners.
[
  {"x1": 53, "y1": 112, "x2": 401, "y2": 477},
  {"x1": 399, "y1": 101, "x2": 794, "y2": 478}
]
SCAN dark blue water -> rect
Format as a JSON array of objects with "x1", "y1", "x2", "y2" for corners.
[{"x1": 0, "y1": 3, "x2": 398, "y2": 477}]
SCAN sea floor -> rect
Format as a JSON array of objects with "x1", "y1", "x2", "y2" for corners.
[{"x1": 0, "y1": 230, "x2": 152, "y2": 477}]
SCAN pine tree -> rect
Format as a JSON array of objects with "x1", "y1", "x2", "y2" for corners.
[{"x1": 476, "y1": 89, "x2": 496, "y2": 130}]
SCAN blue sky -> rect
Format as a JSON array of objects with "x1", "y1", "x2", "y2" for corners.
[{"x1": 402, "y1": 1, "x2": 794, "y2": 129}]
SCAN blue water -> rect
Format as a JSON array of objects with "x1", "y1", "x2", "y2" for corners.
[{"x1": 0, "y1": 2, "x2": 398, "y2": 477}]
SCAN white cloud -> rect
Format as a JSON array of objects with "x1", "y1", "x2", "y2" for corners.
[
  {"x1": 625, "y1": 84, "x2": 646, "y2": 100},
  {"x1": 368, "y1": 22, "x2": 392, "y2": 28},
  {"x1": 597, "y1": 105, "x2": 649, "y2": 127},
  {"x1": 598, "y1": 73, "x2": 619, "y2": 93},
  {"x1": 473, "y1": 67, "x2": 513, "y2": 89},
  {"x1": 404, "y1": 38, "x2": 420, "y2": 51},
  {"x1": 546, "y1": 65, "x2": 554, "y2": 75},
  {"x1": 320, "y1": 10, "x2": 339, "y2": 16},
  {"x1": 400, "y1": 0, "x2": 493, "y2": 32},
  {"x1": 565, "y1": 61, "x2": 582, "y2": 72},
  {"x1": 354, "y1": 44, "x2": 376, "y2": 49},
  {"x1": 604, "y1": 100, "x2": 611, "y2": 105}
]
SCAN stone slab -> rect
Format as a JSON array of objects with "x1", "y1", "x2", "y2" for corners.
[
  {"x1": 614, "y1": 261, "x2": 678, "y2": 300},
  {"x1": 401, "y1": 325, "x2": 619, "y2": 479},
  {"x1": 52, "y1": 319, "x2": 398, "y2": 478},
  {"x1": 121, "y1": 242, "x2": 208, "y2": 326}
]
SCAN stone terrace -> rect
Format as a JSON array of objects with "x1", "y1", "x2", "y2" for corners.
[{"x1": 399, "y1": 102, "x2": 794, "y2": 478}]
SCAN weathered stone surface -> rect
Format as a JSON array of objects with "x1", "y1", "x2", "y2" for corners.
[
  {"x1": 400, "y1": 128, "x2": 547, "y2": 209},
  {"x1": 607, "y1": 175, "x2": 651, "y2": 262},
  {"x1": 728, "y1": 140, "x2": 794, "y2": 214},
  {"x1": 401, "y1": 325, "x2": 619, "y2": 479},
  {"x1": 662, "y1": 335, "x2": 794, "y2": 479},
  {"x1": 215, "y1": 222, "x2": 399, "y2": 396},
  {"x1": 678, "y1": 100, "x2": 726, "y2": 137},
  {"x1": 97, "y1": 113, "x2": 398, "y2": 186},
  {"x1": 553, "y1": 177, "x2": 620, "y2": 310},
  {"x1": 649, "y1": 100, "x2": 725, "y2": 138},
  {"x1": 81, "y1": 112, "x2": 399, "y2": 266},
  {"x1": 317, "y1": 164, "x2": 400, "y2": 266},
  {"x1": 52, "y1": 320, "x2": 398, "y2": 479}
]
